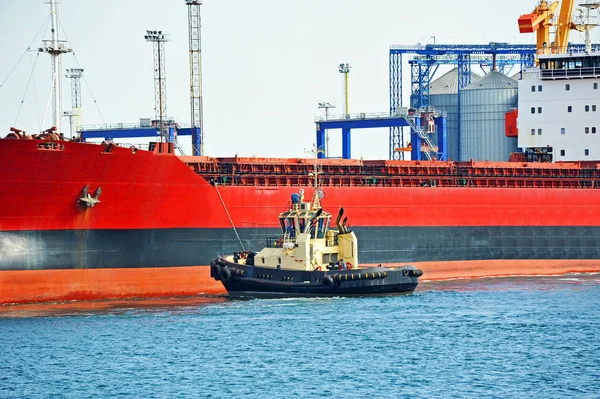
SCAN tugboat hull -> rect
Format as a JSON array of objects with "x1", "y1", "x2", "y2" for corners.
[{"x1": 212, "y1": 258, "x2": 421, "y2": 298}]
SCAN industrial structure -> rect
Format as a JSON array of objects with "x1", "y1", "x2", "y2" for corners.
[
  {"x1": 64, "y1": 68, "x2": 84, "y2": 138},
  {"x1": 38, "y1": 0, "x2": 71, "y2": 136},
  {"x1": 144, "y1": 30, "x2": 170, "y2": 142},
  {"x1": 186, "y1": 0, "x2": 204, "y2": 156},
  {"x1": 389, "y1": 43, "x2": 538, "y2": 160},
  {"x1": 338, "y1": 63, "x2": 351, "y2": 116}
]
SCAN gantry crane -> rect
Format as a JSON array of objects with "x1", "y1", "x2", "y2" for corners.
[{"x1": 518, "y1": 0, "x2": 576, "y2": 54}]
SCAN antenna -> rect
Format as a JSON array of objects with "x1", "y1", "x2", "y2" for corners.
[
  {"x1": 144, "y1": 30, "x2": 171, "y2": 142},
  {"x1": 305, "y1": 144, "x2": 325, "y2": 209}
]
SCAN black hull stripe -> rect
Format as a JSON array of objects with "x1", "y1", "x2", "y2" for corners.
[{"x1": 1, "y1": 226, "x2": 600, "y2": 271}]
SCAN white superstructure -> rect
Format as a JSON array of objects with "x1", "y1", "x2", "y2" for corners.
[{"x1": 517, "y1": 51, "x2": 600, "y2": 161}]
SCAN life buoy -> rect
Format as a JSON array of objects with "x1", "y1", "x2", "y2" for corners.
[
  {"x1": 220, "y1": 266, "x2": 232, "y2": 283},
  {"x1": 323, "y1": 275, "x2": 334, "y2": 287}
]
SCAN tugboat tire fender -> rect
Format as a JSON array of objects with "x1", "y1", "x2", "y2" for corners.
[
  {"x1": 212, "y1": 262, "x2": 222, "y2": 281},
  {"x1": 220, "y1": 266, "x2": 232, "y2": 283},
  {"x1": 323, "y1": 275, "x2": 334, "y2": 287},
  {"x1": 402, "y1": 268, "x2": 410, "y2": 276}
]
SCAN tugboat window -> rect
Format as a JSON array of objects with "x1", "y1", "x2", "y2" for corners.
[{"x1": 566, "y1": 84, "x2": 570, "y2": 91}]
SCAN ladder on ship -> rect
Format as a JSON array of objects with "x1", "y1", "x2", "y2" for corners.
[{"x1": 400, "y1": 114, "x2": 437, "y2": 161}]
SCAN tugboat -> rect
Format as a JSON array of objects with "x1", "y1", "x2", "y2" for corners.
[{"x1": 211, "y1": 179, "x2": 423, "y2": 298}]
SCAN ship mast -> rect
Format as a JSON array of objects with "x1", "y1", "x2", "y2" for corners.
[
  {"x1": 40, "y1": 0, "x2": 71, "y2": 135},
  {"x1": 306, "y1": 144, "x2": 325, "y2": 209}
]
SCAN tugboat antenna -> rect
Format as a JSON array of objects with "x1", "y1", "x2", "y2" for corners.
[{"x1": 305, "y1": 144, "x2": 325, "y2": 208}]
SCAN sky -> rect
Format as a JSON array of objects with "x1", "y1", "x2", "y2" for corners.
[{"x1": 0, "y1": 0, "x2": 597, "y2": 159}]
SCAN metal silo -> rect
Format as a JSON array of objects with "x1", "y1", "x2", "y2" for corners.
[
  {"x1": 429, "y1": 68, "x2": 480, "y2": 161},
  {"x1": 460, "y1": 71, "x2": 518, "y2": 161}
]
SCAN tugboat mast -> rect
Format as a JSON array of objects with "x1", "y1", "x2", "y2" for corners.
[{"x1": 39, "y1": 0, "x2": 71, "y2": 135}]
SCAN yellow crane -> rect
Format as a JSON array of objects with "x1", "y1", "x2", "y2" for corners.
[
  {"x1": 552, "y1": 0, "x2": 576, "y2": 53},
  {"x1": 518, "y1": 1, "x2": 559, "y2": 54},
  {"x1": 518, "y1": 0, "x2": 576, "y2": 54}
]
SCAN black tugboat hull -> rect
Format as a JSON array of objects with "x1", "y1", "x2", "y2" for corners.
[{"x1": 212, "y1": 258, "x2": 421, "y2": 298}]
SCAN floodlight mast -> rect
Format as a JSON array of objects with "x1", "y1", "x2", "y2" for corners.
[{"x1": 144, "y1": 30, "x2": 171, "y2": 142}]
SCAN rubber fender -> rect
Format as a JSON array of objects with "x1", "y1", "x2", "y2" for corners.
[
  {"x1": 402, "y1": 268, "x2": 409, "y2": 276},
  {"x1": 220, "y1": 266, "x2": 232, "y2": 283},
  {"x1": 212, "y1": 263, "x2": 222, "y2": 281},
  {"x1": 408, "y1": 269, "x2": 415, "y2": 277},
  {"x1": 323, "y1": 275, "x2": 334, "y2": 287}
]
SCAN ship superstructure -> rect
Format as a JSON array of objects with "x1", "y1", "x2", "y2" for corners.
[{"x1": 518, "y1": 50, "x2": 600, "y2": 161}]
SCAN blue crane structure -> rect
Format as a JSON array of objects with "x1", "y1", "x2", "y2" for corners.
[
  {"x1": 389, "y1": 43, "x2": 539, "y2": 160},
  {"x1": 389, "y1": 42, "x2": 588, "y2": 160},
  {"x1": 315, "y1": 109, "x2": 447, "y2": 161}
]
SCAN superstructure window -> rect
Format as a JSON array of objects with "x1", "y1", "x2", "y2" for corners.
[
  {"x1": 585, "y1": 127, "x2": 590, "y2": 134},
  {"x1": 538, "y1": 85, "x2": 542, "y2": 92},
  {"x1": 531, "y1": 129, "x2": 535, "y2": 136},
  {"x1": 531, "y1": 107, "x2": 535, "y2": 114},
  {"x1": 585, "y1": 105, "x2": 590, "y2": 112},
  {"x1": 560, "y1": 149, "x2": 566, "y2": 156},
  {"x1": 566, "y1": 84, "x2": 571, "y2": 91},
  {"x1": 585, "y1": 149, "x2": 590, "y2": 156},
  {"x1": 593, "y1": 127, "x2": 597, "y2": 134},
  {"x1": 593, "y1": 105, "x2": 597, "y2": 111},
  {"x1": 594, "y1": 83, "x2": 598, "y2": 89},
  {"x1": 538, "y1": 129, "x2": 542, "y2": 135},
  {"x1": 531, "y1": 85, "x2": 536, "y2": 92},
  {"x1": 538, "y1": 107, "x2": 542, "y2": 113},
  {"x1": 561, "y1": 128, "x2": 566, "y2": 135},
  {"x1": 568, "y1": 106, "x2": 573, "y2": 112}
]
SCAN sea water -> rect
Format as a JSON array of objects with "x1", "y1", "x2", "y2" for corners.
[{"x1": 0, "y1": 275, "x2": 599, "y2": 399}]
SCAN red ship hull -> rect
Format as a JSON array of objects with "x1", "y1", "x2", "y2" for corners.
[{"x1": 2, "y1": 139, "x2": 600, "y2": 304}]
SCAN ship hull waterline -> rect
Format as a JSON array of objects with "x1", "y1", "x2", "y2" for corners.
[{"x1": 2, "y1": 259, "x2": 599, "y2": 305}]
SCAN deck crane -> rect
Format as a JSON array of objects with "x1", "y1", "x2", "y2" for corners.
[
  {"x1": 518, "y1": 0, "x2": 576, "y2": 54},
  {"x1": 552, "y1": 0, "x2": 576, "y2": 53},
  {"x1": 518, "y1": 1, "x2": 559, "y2": 54}
]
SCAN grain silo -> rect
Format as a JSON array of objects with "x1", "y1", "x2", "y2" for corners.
[
  {"x1": 459, "y1": 71, "x2": 518, "y2": 161},
  {"x1": 429, "y1": 68, "x2": 480, "y2": 161}
]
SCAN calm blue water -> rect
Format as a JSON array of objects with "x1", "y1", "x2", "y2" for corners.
[{"x1": 1, "y1": 275, "x2": 599, "y2": 399}]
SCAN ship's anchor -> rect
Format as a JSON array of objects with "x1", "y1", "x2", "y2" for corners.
[{"x1": 78, "y1": 185, "x2": 102, "y2": 208}]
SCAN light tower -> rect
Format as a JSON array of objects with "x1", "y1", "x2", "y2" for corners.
[
  {"x1": 317, "y1": 102, "x2": 335, "y2": 157},
  {"x1": 144, "y1": 30, "x2": 171, "y2": 142},
  {"x1": 338, "y1": 63, "x2": 351, "y2": 116},
  {"x1": 39, "y1": 0, "x2": 72, "y2": 135},
  {"x1": 186, "y1": 0, "x2": 204, "y2": 156},
  {"x1": 65, "y1": 68, "x2": 84, "y2": 138}
]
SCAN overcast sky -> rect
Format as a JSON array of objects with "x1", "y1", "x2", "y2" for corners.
[{"x1": 0, "y1": 0, "x2": 597, "y2": 159}]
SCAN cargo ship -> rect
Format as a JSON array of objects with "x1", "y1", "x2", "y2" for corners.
[{"x1": 2, "y1": 1, "x2": 600, "y2": 305}]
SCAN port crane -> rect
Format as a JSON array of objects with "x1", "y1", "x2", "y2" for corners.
[{"x1": 518, "y1": 0, "x2": 575, "y2": 54}]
